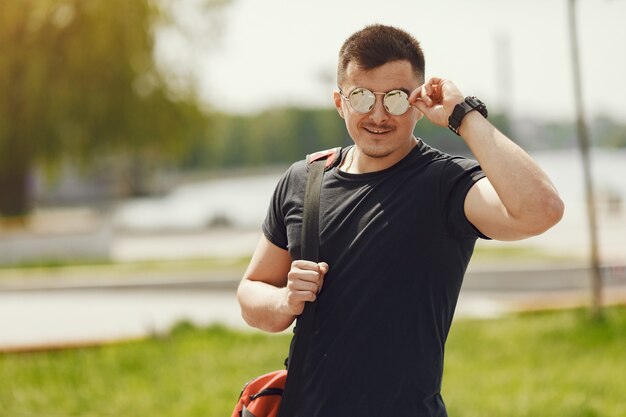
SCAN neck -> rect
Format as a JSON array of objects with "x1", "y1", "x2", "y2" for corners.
[{"x1": 342, "y1": 136, "x2": 418, "y2": 174}]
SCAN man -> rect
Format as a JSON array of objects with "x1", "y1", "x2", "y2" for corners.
[{"x1": 237, "y1": 24, "x2": 563, "y2": 416}]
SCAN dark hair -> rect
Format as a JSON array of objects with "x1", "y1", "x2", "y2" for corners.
[{"x1": 337, "y1": 24, "x2": 425, "y2": 87}]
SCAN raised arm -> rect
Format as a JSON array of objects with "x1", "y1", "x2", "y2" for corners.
[
  {"x1": 411, "y1": 77, "x2": 564, "y2": 240},
  {"x1": 237, "y1": 235, "x2": 329, "y2": 333}
]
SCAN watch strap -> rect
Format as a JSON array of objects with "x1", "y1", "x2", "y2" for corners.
[{"x1": 448, "y1": 96, "x2": 488, "y2": 135}]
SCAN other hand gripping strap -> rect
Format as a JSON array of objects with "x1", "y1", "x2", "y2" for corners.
[{"x1": 277, "y1": 147, "x2": 339, "y2": 417}]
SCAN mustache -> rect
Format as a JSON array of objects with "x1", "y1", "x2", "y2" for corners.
[{"x1": 361, "y1": 123, "x2": 394, "y2": 130}]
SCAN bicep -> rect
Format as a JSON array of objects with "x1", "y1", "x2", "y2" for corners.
[
  {"x1": 242, "y1": 235, "x2": 292, "y2": 287},
  {"x1": 464, "y1": 178, "x2": 530, "y2": 241}
]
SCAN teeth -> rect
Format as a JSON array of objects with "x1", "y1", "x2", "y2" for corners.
[{"x1": 366, "y1": 127, "x2": 389, "y2": 134}]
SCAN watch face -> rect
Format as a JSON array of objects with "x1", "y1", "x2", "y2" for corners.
[
  {"x1": 466, "y1": 96, "x2": 482, "y2": 107},
  {"x1": 465, "y1": 97, "x2": 488, "y2": 118}
]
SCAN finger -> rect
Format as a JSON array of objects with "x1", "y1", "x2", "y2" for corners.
[
  {"x1": 422, "y1": 81, "x2": 432, "y2": 95},
  {"x1": 421, "y1": 83, "x2": 434, "y2": 106},
  {"x1": 287, "y1": 279, "x2": 319, "y2": 292},
  {"x1": 290, "y1": 267, "x2": 324, "y2": 283},
  {"x1": 290, "y1": 289, "x2": 317, "y2": 303},
  {"x1": 426, "y1": 76, "x2": 442, "y2": 85},
  {"x1": 408, "y1": 85, "x2": 423, "y2": 103},
  {"x1": 292, "y1": 259, "x2": 323, "y2": 272},
  {"x1": 317, "y1": 274, "x2": 324, "y2": 294},
  {"x1": 412, "y1": 98, "x2": 429, "y2": 113}
]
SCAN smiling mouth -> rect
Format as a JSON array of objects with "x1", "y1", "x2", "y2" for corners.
[{"x1": 364, "y1": 126, "x2": 393, "y2": 134}]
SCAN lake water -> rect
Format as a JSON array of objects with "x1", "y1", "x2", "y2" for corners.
[
  {"x1": 113, "y1": 147, "x2": 626, "y2": 261},
  {"x1": 487, "y1": 148, "x2": 626, "y2": 260}
]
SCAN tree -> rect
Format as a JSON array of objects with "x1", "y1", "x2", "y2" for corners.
[{"x1": 0, "y1": 0, "x2": 221, "y2": 217}]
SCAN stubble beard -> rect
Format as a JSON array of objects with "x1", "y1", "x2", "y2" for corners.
[{"x1": 356, "y1": 132, "x2": 415, "y2": 160}]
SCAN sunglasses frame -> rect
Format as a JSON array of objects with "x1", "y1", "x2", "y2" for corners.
[{"x1": 339, "y1": 87, "x2": 412, "y2": 116}]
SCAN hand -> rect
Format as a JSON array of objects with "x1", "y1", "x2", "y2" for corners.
[
  {"x1": 283, "y1": 260, "x2": 329, "y2": 316},
  {"x1": 409, "y1": 77, "x2": 465, "y2": 128}
]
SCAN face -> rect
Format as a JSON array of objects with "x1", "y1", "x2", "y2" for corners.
[{"x1": 334, "y1": 60, "x2": 423, "y2": 168}]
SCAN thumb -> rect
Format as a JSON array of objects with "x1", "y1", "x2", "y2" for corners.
[{"x1": 318, "y1": 262, "x2": 330, "y2": 275}]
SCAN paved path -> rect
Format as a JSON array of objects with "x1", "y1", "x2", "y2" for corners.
[
  {"x1": 2, "y1": 264, "x2": 626, "y2": 353},
  {"x1": 0, "y1": 288, "x2": 242, "y2": 352}
]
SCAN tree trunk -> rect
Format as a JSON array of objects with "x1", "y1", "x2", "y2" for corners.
[{"x1": 0, "y1": 151, "x2": 32, "y2": 218}]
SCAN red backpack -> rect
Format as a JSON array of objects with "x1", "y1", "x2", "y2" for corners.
[{"x1": 231, "y1": 370, "x2": 287, "y2": 417}]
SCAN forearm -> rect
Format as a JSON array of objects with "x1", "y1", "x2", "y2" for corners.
[
  {"x1": 459, "y1": 112, "x2": 564, "y2": 232},
  {"x1": 237, "y1": 279, "x2": 296, "y2": 333}
]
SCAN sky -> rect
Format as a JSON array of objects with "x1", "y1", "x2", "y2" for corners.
[{"x1": 159, "y1": 0, "x2": 626, "y2": 122}]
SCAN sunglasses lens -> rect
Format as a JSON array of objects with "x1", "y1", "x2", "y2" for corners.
[
  {"x1": 349, "y1": 88, "x2": 375, "y2": 113},
  {"x1": 384, "y1": 90, "x2": 410, "y2": 115}
]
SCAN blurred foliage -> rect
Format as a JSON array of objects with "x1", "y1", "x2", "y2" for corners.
[
  {"x1": 178, "y1": 107, "x2": 626, "y2": 173},
  {"x1": 180, "y1": 107, "x2": 353, "y2": 170},
  {"x1": 592, "y1": 115, "x2": 626, "y2": 148},
  {"x1": 178, "y1": 108, "x2": 513, "y2": 171},
  {"x1": 0, "y1": 0, "x2": 223, "y2": 217}
]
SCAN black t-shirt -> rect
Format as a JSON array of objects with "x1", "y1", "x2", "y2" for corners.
[{"x1": 263, "y1": 141, "x2": 487, "y2": 417}]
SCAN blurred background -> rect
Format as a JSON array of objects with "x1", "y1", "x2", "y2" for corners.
[
  {"x1": 1, "y1": 0, "x2": 625, "y2": 345},
  {"x1": 2, "y1": 1, "x2": 626, "y2": 416}
]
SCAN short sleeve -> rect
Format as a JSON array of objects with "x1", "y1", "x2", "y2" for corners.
[
  {"x1": 261, "y1": 166, "x2": 294, "y2": 250},
  {"x1": 440, "y1": 156, "x2": 490, "y2": 239}
]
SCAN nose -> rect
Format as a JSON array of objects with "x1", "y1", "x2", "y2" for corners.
[{"x1": 368, "y1": 95, "x2": 388, "y2": 125}]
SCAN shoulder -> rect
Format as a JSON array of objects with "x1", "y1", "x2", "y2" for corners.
[
  {"x1": 403, "y1": 141, "x2": 473, "y2": 176},
  {"x1": 285, "y1": 159, "x2": 308, "y2": 185},
  {"x1": 276, "y1": 147, "x2": 343, "y2": 192},
  {"x1": 272, "y1": 160, "x2": 307, "y2": 198},
  {"x1": 419, "y1": 141, "x2": 479, "y2": 169},
  {"x1": 306, "y1": 147, "x2": 342, "y2": 169}
]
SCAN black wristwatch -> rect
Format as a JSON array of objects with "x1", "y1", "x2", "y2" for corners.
[{"x1": 448, "y1": 96, "x2": 488, "y2": 135}]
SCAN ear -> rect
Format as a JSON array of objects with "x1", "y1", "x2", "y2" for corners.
[{"x1": 333, "y1": 90, "x2": 345, "y2": 119}]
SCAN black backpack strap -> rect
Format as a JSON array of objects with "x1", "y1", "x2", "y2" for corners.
[
  {"x1": 277, "y1": 147, "x2": 340, "y2": 417},
  {"x1": 301, "y1": 146, "x2": 341, "y2": 262}
]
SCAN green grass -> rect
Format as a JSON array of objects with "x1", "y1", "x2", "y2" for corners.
[
  {"x1": 0, "y1": 323, "x2": 289, "y2": 417},
  {"x1": 1, "y1": 308, "x2": 625, "y2": 417},
  {"x1": 443, "y1": 307, "x2": 626, "y2": 417}
]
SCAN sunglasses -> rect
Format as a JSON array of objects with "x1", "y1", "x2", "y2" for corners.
[{"x1": 339, "y1": 87, "x2": 412, "y2": 116}]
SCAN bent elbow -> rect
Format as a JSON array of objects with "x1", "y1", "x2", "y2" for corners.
[
  {"x1": 544, "y1": 194, "x2": 565, "y2": 229},
  {"x1": 526, "y1": 194, "x2": 565, "y2": 236},
  {"x1": 551, "y1": 195, "x2": 565, "y2": 224}
]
